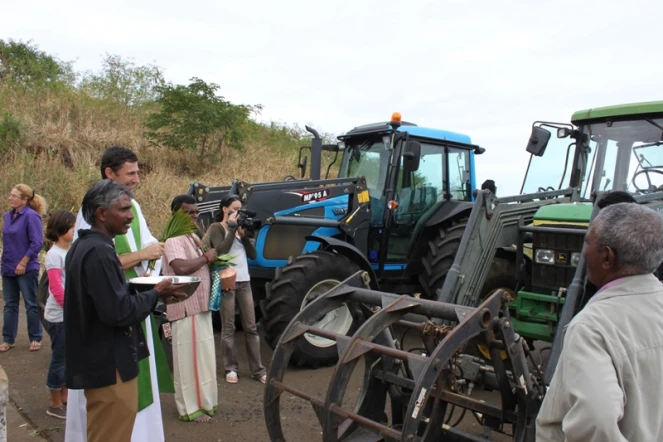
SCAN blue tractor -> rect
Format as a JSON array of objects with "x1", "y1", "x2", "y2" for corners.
[{"x1": 187, "y1": 113, "x2": 485, "y2": 368}]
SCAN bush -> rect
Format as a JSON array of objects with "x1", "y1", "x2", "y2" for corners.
[{"x1": 0, "y1": 112, "x2": 23, "y2": 155}]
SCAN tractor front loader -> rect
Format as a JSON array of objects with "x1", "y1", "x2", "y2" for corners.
[{"x1": 263, "y1": 189, "x2": 574, "y2": 442}]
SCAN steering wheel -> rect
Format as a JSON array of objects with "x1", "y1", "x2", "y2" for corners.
[{"x1": 632, "y1": 169, "x2": 663, "y2": 193}]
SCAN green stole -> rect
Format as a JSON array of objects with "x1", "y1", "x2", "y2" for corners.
[{"x1": 114, "y1": 201, "x2": 175, "y2": 411}]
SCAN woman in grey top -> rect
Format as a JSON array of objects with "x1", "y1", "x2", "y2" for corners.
[{"x1": 203, "y1": 194, "x2": 266, "y2": 384}]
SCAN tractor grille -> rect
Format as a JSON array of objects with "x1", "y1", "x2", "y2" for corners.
[{"x1": 531, "y1": 224, "x2": 585, "y2": 294}]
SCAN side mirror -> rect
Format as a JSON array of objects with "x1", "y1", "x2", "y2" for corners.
[
  {"x1": 403, "y1": 140, "x2": 421, "y2": 172},
  {"x1": 526, "y1": 126, "x2": 552, "y2": 157}
]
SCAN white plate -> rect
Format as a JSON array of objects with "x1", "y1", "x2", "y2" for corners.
[{"x1": 128, "y1": 276, "x2": 201, "y2": 285}]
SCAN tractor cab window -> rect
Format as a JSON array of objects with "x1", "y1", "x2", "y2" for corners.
[
  {"x1": 447, "y1": 148, "x2": 472, "y2": 201},
  {"x1": 342, "y1": 139, "x2": 390, "y2": 224},
  {"x1": 387, "y1": 143, "x2": 447, "y2": 261},
  {"x1": 581, "y1": 118, "x2": 663, "y2": 197},
  {"x1": 394, "y1": 143, "x2": 445, "y2": 224}
]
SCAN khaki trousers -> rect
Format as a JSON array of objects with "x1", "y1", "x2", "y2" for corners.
[
  {"x1": 84, "y1": 370, "x2": 138, "y2": 442},
  {"x1": 220, "y1": 281, "x2": 266, "y2": 378}
]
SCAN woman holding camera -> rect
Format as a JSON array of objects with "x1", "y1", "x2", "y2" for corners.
[{"x1": 203, "y1": 194, "x2": 266, "y2": 384}]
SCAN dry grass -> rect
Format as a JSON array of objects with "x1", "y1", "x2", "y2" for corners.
[{"x1": 0, "y1": 85, "x2": 338, "y2": 242}]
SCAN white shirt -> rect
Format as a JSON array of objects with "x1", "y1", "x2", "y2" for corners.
[
  {"x1": 44, "y1": 245, "x2": 68, "y2": 323},
  {"x1": 229, "y1": 233, "x2": 250, "y2": 282}
]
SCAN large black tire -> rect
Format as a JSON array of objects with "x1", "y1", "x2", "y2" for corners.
[
  {"x1": 263, "y1": 251, "x2": 364, "y2": 369},
  {"x1": 418, "y1": 218, "x2": 468, "y2": 300}
]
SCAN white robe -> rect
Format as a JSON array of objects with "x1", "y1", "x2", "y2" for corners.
[{"x1": 65, "y1": 200, "x2": 165, "y2": 442}]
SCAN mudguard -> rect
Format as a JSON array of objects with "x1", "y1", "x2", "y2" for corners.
[{"x1": 306, "y1": 235, "x2": 380, "y2": 290}]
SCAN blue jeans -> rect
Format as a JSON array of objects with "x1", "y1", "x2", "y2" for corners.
[
  {"x1": 2, "y1": 271, "x2": 42, "y2": 344},
  {"x1": 45, "y1": 320, "x2": 65, "y2": 390}
]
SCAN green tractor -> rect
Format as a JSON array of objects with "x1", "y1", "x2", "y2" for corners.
[
  {"x1": 511, "y1": 101, "x2": 663, "y2": 362},
  {"x1": 455, "y1": 100, "x2": 663, "y2": 365}
]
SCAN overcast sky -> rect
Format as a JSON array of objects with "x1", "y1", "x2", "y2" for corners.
[{"x1": 2, "y1": 0, "x2": 660, "y2": 195}]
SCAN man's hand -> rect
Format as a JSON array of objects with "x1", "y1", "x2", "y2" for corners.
[
  {"x1": 140, "y1": 242, "x2": 165, "y2": 261},
  {"x1": 15, "y1": 263, "x2": 26, "y2": 275},
  {"x1": 154, "y1": 278, "x2": 188, "y2": 304},
  {"x1": 204, "y1": 249, "x2": 218, "y2": 263}
]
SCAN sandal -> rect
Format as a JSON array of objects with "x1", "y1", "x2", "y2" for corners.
[
  {"x1": 29, "y1": 341, "x2": 41, "y2": 352},
  {"x1": 225, "y1": 371, "x2": 238, "y2": 384},
  {"x1": 258, "y1": 375, "x2": 266, "y2": 384},
  {"x1": 0, "y1": 342, "x2": 14, "y2": 353}
]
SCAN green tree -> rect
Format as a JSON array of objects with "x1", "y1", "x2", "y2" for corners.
[
  {"x1": 0, "y1": 39, "x2": 75, "y2": 89},
  {"x1": 144, "y1": 77, "x2": 260, "y2": 158},
  {"x1": 80, "y1": 54, "x2": 164, "y2": 106}
]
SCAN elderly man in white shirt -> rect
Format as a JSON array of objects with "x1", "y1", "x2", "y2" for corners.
[{"x1": 536, "y1": 202, "x2": 663, "y2": 441}]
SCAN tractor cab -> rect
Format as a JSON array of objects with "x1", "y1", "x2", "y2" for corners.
[
  {"x1": 512, "y1": 101, "x2": 663, "y2": 345},
  {"x1": 336, "y1": 113, "x2": 484, "y2": 282},
  {"x1": 521, "y1": 106, "x2": 663, "y2": 199}
]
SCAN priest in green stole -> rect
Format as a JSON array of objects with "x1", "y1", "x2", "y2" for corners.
[{"x1": 65, "y1": 147, "x2": 172, "y2": 442}]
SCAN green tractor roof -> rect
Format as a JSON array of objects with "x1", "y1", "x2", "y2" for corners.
[
  {"x1": 534, "y1": 203, "x2": 593, "y2": 223},
  {"x1": 571, "y1": 100, "x2": 663, "y2": 124}
]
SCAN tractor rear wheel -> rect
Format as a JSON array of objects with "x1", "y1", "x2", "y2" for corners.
[
  {"x1": 418, "y1": 218, "x2": 468, "y2": 300},
  {"x1": 263, "y1": 251, "x2": 364, "y2": 369}
]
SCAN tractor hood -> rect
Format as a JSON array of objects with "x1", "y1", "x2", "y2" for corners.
[{"x1": 533, "y1": 202, "x2": 592, "y2": 226}]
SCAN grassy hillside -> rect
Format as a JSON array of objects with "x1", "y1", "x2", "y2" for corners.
[{"x1": 0, "y1": 41, "x2": 338, "y2": 240}]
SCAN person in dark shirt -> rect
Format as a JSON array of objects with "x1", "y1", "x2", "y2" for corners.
[
  {"x1": 64, "y1": 180, "x2": 185, "y2": 442},
  {"x1": 481, "y1": 179, "x2": 497, "y2": 196},
  {"x1": 595, "y1": 190, "x2": 636, "y2": 209}
]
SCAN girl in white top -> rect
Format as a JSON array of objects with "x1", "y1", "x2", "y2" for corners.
[{"x1": 43, "y1": 210, "x2": 76, "y2": 420}]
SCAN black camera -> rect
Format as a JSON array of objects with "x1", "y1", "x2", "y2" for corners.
[{"x1": 237, "y1": 209, "x2": 263, "y2": 234}]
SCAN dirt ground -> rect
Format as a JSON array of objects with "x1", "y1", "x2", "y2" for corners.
[{"x1": 0, "y1": 299, "x2": 514, "y2": 442}]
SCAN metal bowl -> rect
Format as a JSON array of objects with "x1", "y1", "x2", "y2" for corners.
[{"x1": 128, "y1": 276, "x2": 201, "y2": 303}]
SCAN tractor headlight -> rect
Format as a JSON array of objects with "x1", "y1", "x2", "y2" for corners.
[
  {"x1": 535, "y1": 249, "x2": 555, "y2": 265},
  {"x1": 570, "y1": 252, "x2": 581, "y2": 267}
]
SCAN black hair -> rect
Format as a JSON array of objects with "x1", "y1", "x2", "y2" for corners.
[
  {"x1": 45, "y1": 210, "x2": 76, "y2": 242},
  {"x1": 82, "y1": 180, "x2": 134, "y2": 226},
  {"x1": 214, "y1": 193, "x2": 242, "y2": 222},
  {"x1": 171, "y1": 195, "x2": 197, "y2": 212},
  {"x1": 100, "y1": 146, "x2": 139, "y2": 179},
  {"x1": 596, "y1": 191, "x2": 637, "y2": 209},
  {"x1": 481, "y1": 179, "x2": 496, "y2": 194}
]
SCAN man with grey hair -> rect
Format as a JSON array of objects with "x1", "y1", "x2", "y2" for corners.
[
  {"x1": 64, "y1": 180, "x2": 185, "y2": 442},
  {"x1": 536, "y1": 202, "x2": 663, "y2": 441}
]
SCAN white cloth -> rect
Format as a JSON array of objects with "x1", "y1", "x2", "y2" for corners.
[
  {"x1": 44, "y1": 245, "x2": 67, "y2": 323},
  {"x1": 172, "y1": 312, "x2": 218, "y2": 420},
  {"x1": 536, "y1": 273, "x2": 663, "y2": 442},
  {"x1": 229, "y1": 234, "x2": 250, "y2": 282},
  {"x1": 65, "y1": 199, "x2": 165, "y2": 442}
]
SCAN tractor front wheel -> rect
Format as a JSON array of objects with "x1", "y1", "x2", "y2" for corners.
[
  {"x1": 263, "y1": 251, "x2": 364, "y2": 369},
  {"x1": 418, "y1": 218, "x2": 468, "y2": 300}
]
